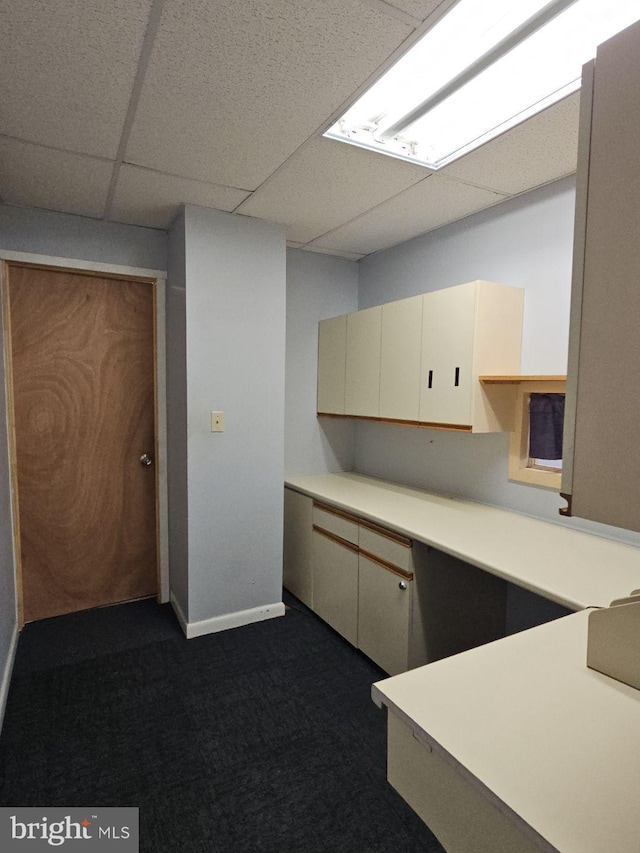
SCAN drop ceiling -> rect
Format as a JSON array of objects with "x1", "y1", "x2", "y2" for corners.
[{"x1": 0, "y1": 0, "x2": 580, "y2": 260}]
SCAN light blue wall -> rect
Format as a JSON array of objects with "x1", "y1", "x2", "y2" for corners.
[
  {"x1": 183, "y1": 206, "x2": 287, "y2": 624},
  {"x1": 355, "y1": 177, "x2": 640, "y2": 547},
  {"x1": 0, "y1": 204, "x2": 167, "y2": 270},
  {"x1": 285, "y1": 250, "x2": 358, "y2": 475},
  {"x1": 0, "y1": 293, "x2": 17, "y2": 727},
  {"x1": 166, "y1": 209, "x2": 188, "y2": 615}
]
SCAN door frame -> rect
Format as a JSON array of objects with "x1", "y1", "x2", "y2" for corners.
[{"x1": 0, "y1": 251, "x2": 169, "y2": 627}]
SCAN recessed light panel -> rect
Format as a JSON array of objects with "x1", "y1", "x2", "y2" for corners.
[{"x1": 325, "y1": 0, "x2": 640, "y2": 169}]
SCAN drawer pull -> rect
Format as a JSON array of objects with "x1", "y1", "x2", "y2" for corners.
[{"x1": 398, "y1": 581, "x2": 407, "y2": 591}]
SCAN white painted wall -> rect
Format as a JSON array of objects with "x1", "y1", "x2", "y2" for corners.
[
  {"x1": 181, "y1": 206, "x2": 287, "y2": 627},
  {"x1": 285, "y1": 250, "x2": 358, "y2": 475},
  {"x1": 355, "y1": 177, "x2": 640, "y2": 548}
]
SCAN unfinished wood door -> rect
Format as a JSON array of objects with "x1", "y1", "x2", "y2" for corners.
[{"x1": 6, "y1": 263, "x2": 158, "y2": 622}]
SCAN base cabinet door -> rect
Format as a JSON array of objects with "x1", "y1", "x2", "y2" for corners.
[
  {"x1": 312, "y1": 529, "x2": 359, "y2": 645},
  {"x1": 283, "y1": 488, "x2": 313, "y2": 607},
  {"x1": 358, "y1": 555, "x2": 411, "y2": 676}
]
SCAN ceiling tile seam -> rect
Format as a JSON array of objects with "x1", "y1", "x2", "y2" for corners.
[
  {"x1": 361, "y1": 0, "x2": 422, "y2": 28},
  {"x1": 300, "y1": 173, "x2": 435, "y2": 248},
  {"x1": 0, "y1": 198, "x2": 106, "y2": 223},
  {"x1": 103, "y1": 0, "x2": 167, "y2": 221},
  {"x1": 0, "y1": 133, "x2": 115, "y2": 164},
  {"x1": 437, "y1": 172, "x2": 512, "y2": 197},
  {"x1": 233, "y1": 13, "x2": 449, "y2": 213},
  {"x1": 120, "y1": 160, "x2": 254, "y2": 195}
]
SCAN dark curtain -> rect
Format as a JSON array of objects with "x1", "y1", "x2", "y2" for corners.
[{"x1": 529, "y1": 393, "x2": 565, "y2": 459}]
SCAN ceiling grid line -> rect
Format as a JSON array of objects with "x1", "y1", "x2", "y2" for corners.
[{"x1": 102, "y1": 0, "x2": 167, "y2": 220}]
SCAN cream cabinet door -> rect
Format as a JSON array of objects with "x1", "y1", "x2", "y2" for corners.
[
  {"x1": 345, "y1": 306, "x2": 382, "y2": 417},
  {"x1": 317, "y1": 314, "x2": 346, "y2": 414},
  {"x1": 358, "y1": 555, "x2": 411, "y2": 676},
  {"x1": 380, "y1": 295, "x2": 423, "y2": 421},
  {"x1": 419, "y1": 284, "x2": 476, "y2": 427},
  {"x1": 312, "y1": 529, "x2": 359, "y2": 645},
  {"x1": 283, "y1": 488, "x2": 313, "y2": 607}
]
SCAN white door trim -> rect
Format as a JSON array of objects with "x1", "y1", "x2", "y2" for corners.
[{"x1": 0, "y1": 250, "x2": 170, "y2": 606}]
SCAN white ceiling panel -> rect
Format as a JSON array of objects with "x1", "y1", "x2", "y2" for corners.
[
  {"x1": 441, "y1": 94, "x2": 581, "y2": 195},
  {"x1": 0, "y1": 0, "x2": 153, "y2": 158},
  {"x1": 236, "y1": 137, "x2": 428, "y2": 244},
  {"x1": 310, "y1": 175, "x2": 507, "y2": 256},
  {"x1": 125, "y1": 0, "x2": 413, "y2": 189},
  {"x1": 110, "y1": 164, "x2": 251, "y2": 230},
  {"x1": 0, "y1": 137, "x2": 113, "y2": 219}
]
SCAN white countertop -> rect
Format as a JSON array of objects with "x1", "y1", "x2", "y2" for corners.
[
  {"x1": 372, "y1": 610, "x2": 640, "y2": 853},
  {"x1": 285, "y1": 472, "x2": 640, "y2": 610}
]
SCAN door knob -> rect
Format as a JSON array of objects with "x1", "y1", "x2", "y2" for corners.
[
  {"x1": 139, "y1": 453, "x2": 153, "y2": 467},
  {"x1": 398, "y1": 581, "x2": 407, "y2": 591}
]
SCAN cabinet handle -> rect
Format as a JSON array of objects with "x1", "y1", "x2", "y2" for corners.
[
  {"x1": 454, "y1": 366, "x2": 460, "y2": 387},
  {"x1": 428, "y1": 369, "x2": 433, "y2": 389},
  {"x1": 398, "y1": 581, "x2": 407, "y2": 591}
]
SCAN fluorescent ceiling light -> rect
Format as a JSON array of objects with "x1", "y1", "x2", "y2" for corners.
[{"x1": 324, "y1": 0, "x2": 640, "y2": 170}]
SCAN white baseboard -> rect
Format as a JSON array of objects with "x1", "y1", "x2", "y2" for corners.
[
  {"x1": 0, "y1": 623, "x2": 19, "y2": 733},
  {"x1": 171, "y1": 595, "x2": 285, "y2": 639}
]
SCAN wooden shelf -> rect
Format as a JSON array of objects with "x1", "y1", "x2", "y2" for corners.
[{"x1": 479, "y1": 375, "x2": 566, "y2": 384}]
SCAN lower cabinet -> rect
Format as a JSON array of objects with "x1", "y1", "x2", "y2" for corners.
[
  {"x1": 283, "y1": 489, "x2": 313, "y2": 608},
  {"x1": 283, "y1": 488, "x2": 507, "y2": 676},
  {"x1": 358, "y1": 554, "x2": 412, "y2": 676},
  {"x1": 312, "y1": 527, "x2": 359, "y2": 646}
]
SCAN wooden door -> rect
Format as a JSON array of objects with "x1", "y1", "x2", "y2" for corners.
[
  {"x1": 419, "y1": 284, "x2": 476, "y2": 427},
  {"x1": 6, "y1": 262, "x2": 158, "y2": 622}
]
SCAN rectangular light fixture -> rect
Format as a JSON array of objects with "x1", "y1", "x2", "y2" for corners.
[{"x1": 324, "y1": 0, "x2": 640, "y2": 170}]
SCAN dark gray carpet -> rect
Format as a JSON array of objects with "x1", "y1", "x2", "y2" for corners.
[{"x1": 0, "y1": 594, "x2": 444, "y2": 852}]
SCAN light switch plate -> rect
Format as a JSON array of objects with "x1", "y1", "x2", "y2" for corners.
[{"x1": 211, "y1": 411, "x2": 224, "y2": 432}]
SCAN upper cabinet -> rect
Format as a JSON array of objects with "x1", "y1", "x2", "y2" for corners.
[
  {"x1": 317, "y1": 314, "x2": 347, "y2": 414},
  {"x1": 562, "y1": 20, "x2": 640, "y2": 532},
  {"x1": 380, "y1": 295, "x2": 423, "y2": 421},
  {"x1": 317, "y1": 280, "x2": 524, "y2": 433},
  {"x1": 345, "y1": 306, "x2": 382, "y2": 418}
]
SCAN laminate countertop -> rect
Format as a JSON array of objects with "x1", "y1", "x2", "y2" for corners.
[
  {"x1": 372, "y1": 609, "x2": 640, "y2": 853},
  {"x1": 284, "y1": 472, "x2": 640, "y2": 610}
]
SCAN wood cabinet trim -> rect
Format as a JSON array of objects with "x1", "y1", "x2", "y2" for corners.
[
  {"x1": 360, "y1": 549, "x2": 414, "y2": 581},
  {"x1": 317, "y1": 412, "x2": 473, "y2": 432},
  {"x1": 312, "y1": 500, "x2": 360, "y2": 526},
  {"x1": 358, "y1": 517, "x2": 412, "y2": 548},
  {"x1": 312, "y1": 524, "x2": 360, "y2": 554}
]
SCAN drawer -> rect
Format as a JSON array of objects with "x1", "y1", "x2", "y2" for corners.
[
  {"x1": 359, "y1": 520, "x2": 412, "y2": 572},
  {"x1": 312, "y1": 502, "x2": 359, "y2": 546}
]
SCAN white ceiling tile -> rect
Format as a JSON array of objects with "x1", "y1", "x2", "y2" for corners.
[
  {"x1": 109, "y1": 165, "x2": 251, "y2": 229},
  {"x1": 301, "y1": 245, "x2": 365, "y2": 262},
  {"x1": 0, "y1": 0, "x2": 153, "y2": 158},
  {"x1": 382, "y1": 0, "x2": 448, "y2": 22},
  {"x1": 125, "y1": 0, "x2": 413, "y2": 188},
  {"x1": 236, "y1": 137, "x2": 428, "y2": 243},
  {"x1": 441, "y1": 94, "x2": 581, "y2": 195},
  {"x1": 310, "y1": 175, "x2": 507, "y2": 255},
  {"x1": 0, "y1": 137, "x2": 113, "y2": 218}
]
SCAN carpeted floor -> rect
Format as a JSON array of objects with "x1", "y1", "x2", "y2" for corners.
[{"x1": 0, "y1": 593, "x2": 445, "y2": 852}]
